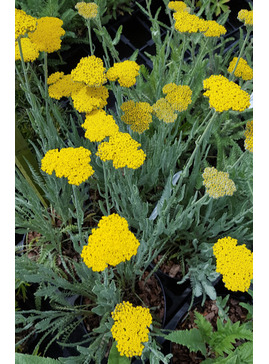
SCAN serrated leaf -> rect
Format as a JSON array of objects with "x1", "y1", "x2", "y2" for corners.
[
  {"x1": 112, "y1": 25, "x2": 123, "y2": 45},
  {"x1": 165, "y1": 328, "x2": 207, "y2": 356},
  {"x1": 108, "y1": 341, "x2": 130, "y2": 364},
  {"x1": 194, "y1": 311, "x2": 213, "y2": 340},
  {"x1": 15, "y1": 353, "x2": 60, "y2": 364}
]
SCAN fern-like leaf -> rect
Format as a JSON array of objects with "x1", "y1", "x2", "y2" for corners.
[{"x1": 165, "y1": 328, "x2": 207, "y2": 356}]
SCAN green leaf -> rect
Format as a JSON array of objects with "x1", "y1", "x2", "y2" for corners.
[
  {"x1": 15, "y1": 353, "x2": 60, "y2": 364},
  {"x1": 112, "y1": 25, "x2": 123, "y2": 46},
  {"x1": 165, "y1": 328, "x2": 207, "y2": 356},
  {"x1": 194, "y1": 311, "x2": 213, "y2": 340},
  {"x1": 108, "y1": 341, "x2": 130, "y2": 364}
]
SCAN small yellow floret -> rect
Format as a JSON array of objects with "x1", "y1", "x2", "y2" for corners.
[
  {"x1": 71, "y1": 55, "x2": 107, "y2": 87},
  {"x1": 48, "y1": 74, "x2": 83, "y2": 100},
  {"x1": 200, "y1": 20, "x2": 227, "y2": 37},
  {"x1": 15, "y1": 9, "x2": 37, "y2": 40},
  {"x1": 106, "y1": 60, "x2": 140, "y2": 88},
  {"x1": 238, "y1": 9, "x2": 253, "y2": 26},
  {"x1": 71, "y1": 85, "x2": 109, "y2": 113},
  {"x1": 15, "y1": 38, "x2": 39, "y2": 62},
  {"x1": 81, "y1": 214, "x2": 140, "y2": 271},
  {"x1": 173, "y1": 11, "x2": 201, "y2": 33},
  {"x1": 82, "y1": 110, "x2": 119, "y2": 142},
  {"x1": 121, "y1": 100, "x2": 153, "y2": 133},
  {"x1": 202, "y1": 167, "x2": 236, "y2": 198},
  {"x1": 111, "y1": 301, "x2": 152, "y2": 357},
  {"x1": 213, "y1": 237, "x2": 253, "y2": 292},
  {"x1": 244, "y1": 120, "x2": 253, "y2": 153},
  {"x1": 153, "y1": 98, "x2": 178, "y2": 123},
  {"x1": 227, "y1": 57, "x2": 253, "y2": 80},
  {"x1": 97, "y1": 132, "x2": 146, "y2": 169},
  {"x1": 75, "y1": 2, "x2": 98, "y2": 19},
  {"x1": 168, "y1": 1, "x2": 188, "y2": 13},
  {"x1": 162, "y1": 83, "x2": 192, "y2": 112}
]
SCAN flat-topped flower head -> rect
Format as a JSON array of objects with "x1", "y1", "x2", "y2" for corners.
[
  {"x1": 81, "y1": 214, "x2": 140, "y2": 271},
  {"x1": 97, "y1": 132, "x2": 146, "y2": 169},
  {"x1": 238, "y1": 9, "x2": 253, "y2": 26},
  {"x1": 203, "y1": 75, "x2": 250, "y2": 112},
  {"x1": 82, "y1": 109, "x2": 119, "y2": 142},
  {"x1": 202, "y1": 167, "x2": 236, "y2": 198},
  {"x1": 15, "y1": 8, "x2": 37, "y2": 40},
  {"x1": 200, "y1": 20, "x2": 227, "y2": 37},
  {"x1": 111, "y1": 301, "x2": 152, "y2": 357},
  {"x1": 121, "y1": 100, "x2": 153, "y2": 133},
  {"x1": 71, "y1": 55, "x2": 107, "y2": 87},
  {"x1": 48, "y1": 73, "x2": 84, "y2": 100},
  {"x1": 75, "y1": 2, "x2": 98, "y2": 19},
  {"x1": 15, "y1": 38, "x2": 39, "y2": 62},
  {"x1": 227, "y1": 57, "x2": 253, "y2": 80},
  {"x1": 71, "y1": 85, "x2": 109, "y2": 113},
  {"x1": 168, "y1": 1, "x2": 189, "y2": 13},
  {"x1": 213, "y1": 237, "x2": 253, "y2": 292},
  {"x1": 28, "y1": 17, "x2": 65, "y2": 53},
  {"x1": 41, "y1": 147, "x2": 94, "y2": 185},
  {"x1": 173, "y1": 11, "x2": 201, "y2": 33},
  {"x1": 244, "y1": 120, "x2": 253, "y2": 153},
  {"x1": 106, "y1": 60, "x2": 140, "y2": 88},
  {"x1": 153, "y1": 98, "x2": 178, "y2": 123},
  {"x1": 162, "y1": 83, "x2": 192, "y2": 112}
]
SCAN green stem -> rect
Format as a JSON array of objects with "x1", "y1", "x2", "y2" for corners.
[
  {"x1": 229, "y1": 28, "x2": 251, "y2": 81},
  {"x1": 189, "y1": 37, "x2": 209, "y2": 87},
  {"x1": 227, "y1": 150, "x2": 247, "y2": 170},
  {"x1": 43, "y1": 51, "x2": 49, "y2": 120},
  {"x1": 176, "y1": 34, "x2": 187, "y2": 84},
  {"x1": 86, "y1": 19, "x2": 94, "y2": 55},
  {"x1": 102, "y1": 161, "x2": 111, "y2": 215}
]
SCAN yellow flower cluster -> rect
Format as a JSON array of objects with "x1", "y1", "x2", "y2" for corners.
[
  {"x1": 82, "y1": 109, "x2": 119, "y2": 142},
  {"x1": 153, "y1": 98, "x2": 178, "y2": 123},
  {"x1": 213, "y1": 237, "x2": 253, "y2": 292},
  {"x1": 97, "y1": 132, "x2": 146, "y2": 169},
  {"x1": 244, "y1": 120, "x2": 253, "y2": 153},
  {"x1": 71, "y1": 85, "x2": 109, "y2": 113},
  {"x1": 163, "y1": 83, "x2": 192, "y2": 112},
  {"x1": 106, "y1": 60, "x2": 140, "y2": 88},
  {"x1": 111, "y1": 301, "x2": 152, "y2": 357},
  {"x1": 168, "y1": 1, "x2": 189, "y2": 12},
  {"x1": 75, "y1": 2, "x2": 98, "y2": 19},
  {"x1": 28, "y1": 17, "x2": 65, "y2": 53},
  {"x1": 71, "y1": 56, "x2": 107, "y2": 87},
  {"x1": 15, "y1": 37, "x2": 39, "y2": 62},
  {"x1": 81, "y1": 214, "x2": 140, "y2": 271},
  {"x1": 15, "y1": 8, "x2": 37, "y2": 40},
  {"x1": 199, "y1": 20, "x2": 227, "y2": 37},
  {"x1": 41, "y1": 147, "x2": 94, "y2": 185},
  {"x1": 238, "y1": 9, "x2": 253, "y2": 26},
  {"x1": 121, "y1": 100, "x2": 153, "y2": 133},
  {"x1": 203, "y1": 75, "x2": 250, "y2": 112},
  {"x1": 202, "y1": 167, "x2": 236, "y2": 198},
  {"x1": 227, "y1": 57, "x2": 253, "y2": 80},
  {"x1": 48, "y1": 73, "x2": 83, "y2": 100}
]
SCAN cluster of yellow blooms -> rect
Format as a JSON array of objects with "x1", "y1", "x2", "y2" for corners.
[
  {"x1": 75, "y1": 1, "x2": 98, "y2": 19},
  {"x1": 202, "y1": 167, "x2": 236, "y2": 198},
  {"x1": 48, "y1": 73, "x2": 83, "y2": 100},
  {"x1": 153, "y1": 98, "x2": 178, "y2": 123},
  {"x1": 41, "y1": 147, "x2": 94, "y2": 185},
  {"x1": 28, "y1": 17, "x2": 65, "y2": 53},
  {"x1": 238, "y1": 9, "x2": 253, "y2": 26},
  {"x1": 71, "y1": 84, "x2": 109, "y2": 113},
  {"x1": 97, "y1": 132, "x2": 146, "y2": 169},
  {"x1": 203, "y1": 75, "x2": 250, "y2": 112},
  {"x1": 107, "y1": 60, "x2": 140, "y2": 88},
  {"x1": 163, "y1": 83, "x2": 192, "y2": 112},
  {"x1": 15, "y1": 8, "x2": 37, "y2": 40},
  {"x1": 71, "y1": 55, "x2": 107, "y2": 87},
  {"x1": 111, "y1": 301, "x2": 152, "y2": 357},
  {"x1": 213, "y1": 237, "x2": 253, "y2": 292},
  {"x1": 171, "y1": 3, "x2": 226, "y2": 37},
  {"x1": 81, "y1": 214, "x2": 140, "y2": 271},
  {"x1": 121, "y1": 100, "x2": 153, "y2": 133},
  {"x1": 227, "y1": 57, "x2": 253, "y2": 81},
  {"x1": 82, "y1": 109, "x2": 119, "y2": 142},
  {"x1": 244, "y1": 120, "x2": 253, "y2": 153},
  {"x1": 15, "y1": 37, "x2": 39, "y2": 62}
]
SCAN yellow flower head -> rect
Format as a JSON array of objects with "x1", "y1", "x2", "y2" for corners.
[
  {"x1": 106, "y1": 60, "x2": 140, "y2": 88},
  {"x1": 81, "y1": 214, "x2": 140, "y2": 271},
  {"x1": 48, "y1": 73, "x2": 84, "y2": 100},
  {"x1": 200, "y1": 20, "x2": 227, "y2": 37},
  {"x1": 227, "y1": 57, "x2": 253, "y2": 81},
  {"x1": 244, "y1": 120, "x2": 253, "y2": 153},
  {"x1": 41, "y1": 147, "x2": 94, "y2": 185},
  {"x1": 168, "y1": 1, "x2": 189, "y2": 13},
  {"x1": 238, "y1": 9, "x2": 253, "y2": 26},
  {"x1": 82, "y1": 109, "x2": 119, "y2": 142},
  {"x1": 121, "y1": 100, "x2": 153, "y2": 133},
  {"x1": 202, "y1": 167, "x2": 236, "y2": 198},
  {"x1": 111, "y1": 301, "x2": 152, "y2": 357},
  {"x1": 97, "y1": 132, "x2": 146, "y2": 169},
  {"x1": 71, "y1": 85, "x2": 109, "y2": 113},
  {"x1": 75, "y1": 2, "x2": 98, "y2": 19},
  {"x1": 71, "y1": 55, "x2": 107, "y2": 87},
  {"x1": 15, "y1": 37, "x2": 39, "y2": 62},
  {"x1": 213, "y1": 237, "x2": 253, "y2": 292},
  {"x1": 203, "y1": 75, "x2": 250, "y2": 112},
  {"x1": 15, "y1": 8, "x2": 37, "y2": 40},
  {"x1": 153, "y1": 98, "x2": 178, "y2": 123},
  {"x1": 162, "y1": 83, "x2": 192, "y2": 112},
  {"x1": 28, "y1": 17, "x2": 65, "y2": 53},
  {"x1": 173, "y1": 11, "x2": 202, "y2": 33}
]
